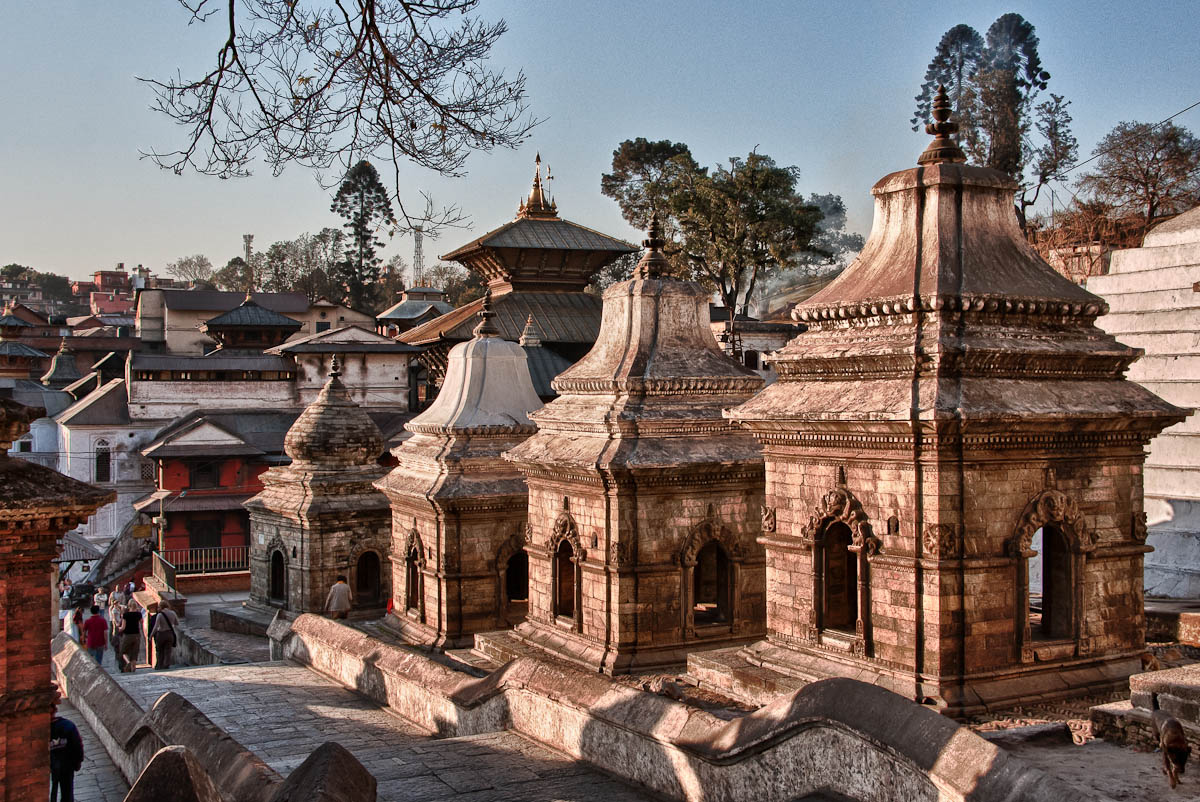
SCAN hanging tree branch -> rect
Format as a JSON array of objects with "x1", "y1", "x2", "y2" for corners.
[{"x1": 140, "y1": 0, "x2": 538, "y2": 232}]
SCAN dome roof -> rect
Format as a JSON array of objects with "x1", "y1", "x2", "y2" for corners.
[
  {"x1": 406, "y1": 290, "x2": 543, "y2": 434},
  {"x1": 284, "y1": 358, "x2": 385, "y2": 467}
]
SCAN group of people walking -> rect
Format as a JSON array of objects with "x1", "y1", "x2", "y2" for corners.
[{"x1": 64, "y1": 580, "x2": 179, "y2": 673}]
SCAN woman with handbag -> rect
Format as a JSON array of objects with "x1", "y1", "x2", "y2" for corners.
[{"x1": 150, "y1": 601, "x2": 179, "y2": 670}]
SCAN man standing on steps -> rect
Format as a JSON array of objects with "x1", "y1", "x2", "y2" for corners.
[
  {"x1": 151, "y1": 600, "x2": 179, "y2": 669},
  {"x1": 325, "y1": 575, "x2": 352, "y2": 620}
]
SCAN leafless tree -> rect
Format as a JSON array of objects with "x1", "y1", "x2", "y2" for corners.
[
  {"x1": 165, "y1": 254, "x2": 215, "y2": 282},
  {"x1": 141, "y1": 1, "x2": 538, "y2": 231}
]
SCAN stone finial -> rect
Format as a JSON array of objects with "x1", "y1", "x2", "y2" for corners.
[
  {"x1": 330, "y1": 353, "x2": 343, "y2": 378},
  {"x1": 519, "y1": 314, "x2": 543, "y2": 347},
  {"x1": 473, "y1": 288, "x2": 500, "y2": 338},
  {"x1": 633, "y1": 213, "x2": 669, "y2": 280},
  {"x1": 917, "y1": 85, "x2": 967, "y2": 166}
]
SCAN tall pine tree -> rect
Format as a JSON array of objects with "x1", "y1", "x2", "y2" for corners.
[{"x1": 331, "y1": 160, "x2": 396, "y2": 311}]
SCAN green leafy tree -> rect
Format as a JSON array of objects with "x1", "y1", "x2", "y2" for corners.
[
  {"x1": 212, "y1": 256, "x2": 255, "y2": 292},
  {"x1": 912, "y1": 14, "x2": 1072, "y2": 228},
  {"x1": 331, "y1": 160, "x2": 397, "y2": 311},
  {"x1": 1077, "y1": 121, "x2": 1200, "y2": 230},
  {"x1": 674, "y1": 152, "x2": 824, "y2": 341},
  {"x1": 425, "y1": 261, "x2": 485, "y2": 307},
  {"x1": 601, "y1": 138, "x2": 702, "y2": 277}
]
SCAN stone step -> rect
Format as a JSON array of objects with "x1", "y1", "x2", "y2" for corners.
[
  {"x1": 444, "y1": 646, "x2": 501, "y2": 673},
  {"x1": 1098, "y1": 286, "x2": 1200, "y2": 314},
  {"x1": 1106, "y1": 241, "x2": 1200, "y2": 273},
  {"x1": 1147, "y1": 432, "x2": 1200, "y2": 467},
  {"x1": 685, "y1": 645, "x2": 808, "y2": 706},
  {"x1": 1088, "y1": 259, "x2": 1200, "y2": 295},
  {"x1": 1097, "y1": 307, "x2": 1200, "y2": 334},
  {"x1": 1127, "y1": 355, "x2": 1200, "y2": 383},
  {"x1": 1145, "y1": 465, "x2": 1200, "y2": 501},
  {"x1": 1104, "y1": 330, "x2": 1200, "y2": 355}
]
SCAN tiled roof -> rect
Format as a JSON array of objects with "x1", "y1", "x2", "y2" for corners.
[
  {"x1": 522, "y1": 344, "x2": 573, "y2": 399},
  {"x1": 0, "y1": 314, "x2": 33, "y2": 327},
  {"x1": 57, "y1": 379, "x2": 131, "y2": 426},
  {"x1": 131, "y1": 353, "x2": 295, "y2": 372},
  {"x1": 400, "y1": 291, "x2": 602, "y2": 346},
  {"x1": 54, "y1": 531, "x2": 104, "y2": 564}
]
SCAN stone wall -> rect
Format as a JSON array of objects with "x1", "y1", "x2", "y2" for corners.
[
  {"x1": 51, "y1": 633, "x2": 373, "y2": 801},
  {"x1": 272, "y1": 612, "x2": 1105, "y2": 802}
]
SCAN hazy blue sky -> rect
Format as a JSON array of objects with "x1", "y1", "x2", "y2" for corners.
[{"x1": 2, "y1": 1, "x2": 1197, "y2": 281}]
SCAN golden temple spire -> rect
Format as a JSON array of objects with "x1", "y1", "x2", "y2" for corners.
[{"x1": 517, "y1": 152, "x2": 559, "y2": 219}]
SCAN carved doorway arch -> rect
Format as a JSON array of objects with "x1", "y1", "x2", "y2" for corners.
[
  {"x1": 800, "y1": 484, "x2": 879, "y2": 657},
  {"x1": 495, "y1": 527, "x2": 528, "y2": 627},
  {"x1": 678, "y1": 515, "x2": 744, "y2": 638},
  {"x1": 548, "y1": 511, "x2": 583, "y2": 632},
  {"x1": 1008, "y1": 489, "x2": 1093, "y2": 663},
  {"x1": 403, "y1": 529, "x2": 428, "y2": 624}
]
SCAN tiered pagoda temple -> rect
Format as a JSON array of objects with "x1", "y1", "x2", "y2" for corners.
[
  {"x1": 376, "y1": 292, "x2": 544, "y2": 646},
  {"x1": 400, "y1": 156, "x2": 636, "y2": 387},
  {"x1": 484, "y1": 219, "x2": 767, "y2": 674},
  {"x1": 691, "y1": 89, "x2": 1189, "y2": 714}
]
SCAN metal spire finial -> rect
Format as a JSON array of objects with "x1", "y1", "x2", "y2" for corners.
[
  {"x1": 633, "y1": 212, "x2": 669, "y2": 280},
  {"x1": 917, "y1": 85, "x2": 967, "y2": 166},
  {"x1": 473, "y1": 288, "x2": 500, "y2": 337}
]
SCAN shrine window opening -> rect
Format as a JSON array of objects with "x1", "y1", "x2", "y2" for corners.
[
  {"x1": 554, "y1": 539, "x2": 576, "y2": 623},
  {"x1": 356, "y1": 551, "x2": 382, "y2": 606},
  {"x1": 405, "y1": 547, "x2": 422, "y2": 618},
  {"x1": 821, "y1": 521, "x2": 858, "y2": 633},
  {"x1": 1029, "y1": 525, "x2": 1074, "y2": 641},
  {"x1": 269, "y1": 551, "x2": 286, "y2": 602},
  {"x1": 505, "y1": 551, "x2": 529, "y2": 603},
  {"x1": 692, "y1": 541, "x2": 731, "y2": 626}
]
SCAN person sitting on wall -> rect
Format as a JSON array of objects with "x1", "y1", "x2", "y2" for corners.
[{"x1": 325, "y1": 575, "x2": 352, "y2": 620}]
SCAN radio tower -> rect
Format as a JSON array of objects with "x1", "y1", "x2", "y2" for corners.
[{"x1": 412, "y1": 226, "x2": 425, "y2": 287}]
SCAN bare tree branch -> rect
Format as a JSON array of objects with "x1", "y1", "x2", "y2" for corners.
[{"x1": 140, "y1": 0, "x2": 538, "y2": 234}]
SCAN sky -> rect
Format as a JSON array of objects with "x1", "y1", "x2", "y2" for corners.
[{"x1": 1, "y1": 0, "x2": 1197, "y2": 282}]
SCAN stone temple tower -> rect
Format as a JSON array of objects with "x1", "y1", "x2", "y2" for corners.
[
  {"x1": 375, "y1": 291, "x2": 544, "y2": 647},
  {"x1": 701, "y1": 89, "x2": 1188, "y2": 714},
  {"x1": 246, "y1": 358, "x2": 391, "y2": 616},
  {"x1": 487, "y1": 218, "x2": 767, "y2": 674}
]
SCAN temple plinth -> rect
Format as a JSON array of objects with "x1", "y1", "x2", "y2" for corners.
[
  {"x1": 486, "y1": 219, "x2": 767, "y2": 674},
  {"x1": 693, "y1": 91, "x2": 1190, "y2": 714}
]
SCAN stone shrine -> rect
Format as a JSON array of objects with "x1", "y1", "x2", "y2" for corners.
[
  {"x1": 245, "y1": 358, "x2": 391, "y2": 615},
  {"x1": 375, "y1": 292, "x2": 544, "y2": 647},
  {"x1": 490, "y1": 219, "x2": 767, "y2": 674},
  {"x1": 696, "y1": 89, "x2": 1188, "y2": 714}
]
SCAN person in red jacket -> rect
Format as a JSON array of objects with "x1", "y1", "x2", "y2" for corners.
[{"x1": 81, "y1": 605, "x2": 108, "y2": 667}]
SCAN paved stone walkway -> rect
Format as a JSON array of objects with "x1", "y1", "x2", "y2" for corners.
[
  {"x1": 115, "y1": 662, "x2": 654, "y2": 802},
  {"x1": 58, "y1": 700, "x2": 130, "y2": 802}
]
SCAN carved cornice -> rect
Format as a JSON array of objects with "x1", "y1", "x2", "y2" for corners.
[
  {"x1": 552, "y1": 375, "x2": 764, "y2": 396},
  {"x1": 799, "y1": 485, "x2": 881, "y2": 555},
  {"x1": 750, "y1": 429, "x2": 1153, "y2": 452},
  {"x1": 791, "y1": 292, "x2": 1107, "y2": 325}
]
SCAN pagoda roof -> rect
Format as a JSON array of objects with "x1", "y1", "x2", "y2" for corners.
[
  {"x1": 202, "y1": 297, "x2": 304, "y2": 330},
  {"x1": 400, "y1": 291, "x2": 602, "y2": 347},
  {"x1": 376, "y1": 297, "x2": 455, "y2": 322},
  {"x1": 440, "y1": 155, "x2": 636, "y2": 291},
  {"x1": 0, "y1": 314, "x2": 33, "y2": 328},
  {"x1": 0, "y1": 341, "x2": 48, "y2": 359}
]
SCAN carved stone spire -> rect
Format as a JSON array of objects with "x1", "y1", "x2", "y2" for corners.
[
  {"x1": 473, "y1": 288, "x2": 500, "y2": 338},
  {"x1": 917, "y1": 85, "x2": 968, "y2": 166},
  {"x1": 633, "y1": 213, "x2": 669, "y2": 280},
  {"x1": 518, "y1": 314, "x2": 542, "y2": 347}
]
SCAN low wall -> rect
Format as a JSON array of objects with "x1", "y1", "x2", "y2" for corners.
[
  {"x1": 177, "y1": 571, "x2": 251, "y2": 595},
  {"x1": 271, "y1": 613, "x2": 1107, "y2": 802},
  {"x1": 51, "y1": 633, "x2": 373, "y2": 801}
]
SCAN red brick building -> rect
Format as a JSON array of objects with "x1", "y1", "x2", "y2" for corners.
[{"x1": 0, "y1": 399, "x2": 111, "y2": 801}]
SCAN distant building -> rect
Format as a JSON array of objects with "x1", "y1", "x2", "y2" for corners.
[{"x1": 375, "y1": 287, "x2": 454, "y2": 335}]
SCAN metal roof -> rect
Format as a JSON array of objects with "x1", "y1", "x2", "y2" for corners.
[
  {"x1": 133, "y1": 492, "x2": 255, "y2": 513},
  {"x1": 376, "y1": 299, "x2": 455, "y2": 321},
  {"x1": 441, "y1": 218, "x2": 637, "y2": 260},
  {"x1": 54, "y1": 531, "x2": 104, "y2": 564},
  {"x1": 400, "y1": 291, "x2": 602, "y2": 346},
  {"x1": 522, "y1": 344, "x2": 573, "y2": 399},
  {"x1": 158, "y1": 289, "x2": 309, "y2": 314},
  {"x1": 57, "y1": 378, "x2": 131, "y2": 426},
  {"x1": 0, "y1": 314, "x2": 33, "y2": 327},
  {"x1": 0, "y1": 341, "x2": 49, "y2": 358},
  {"x1": 131, "y1": 353, "x2": 295, "y2": 372}
]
